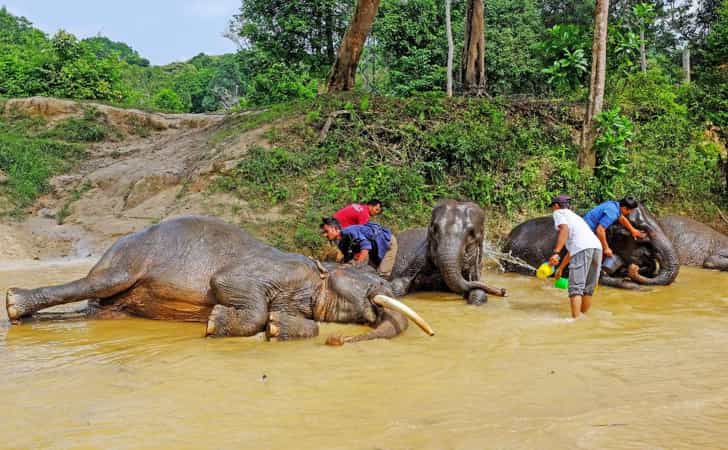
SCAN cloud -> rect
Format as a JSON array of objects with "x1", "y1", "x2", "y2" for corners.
[{"x1": 183, "y1": 0, "x2": 238, "y2": 19}]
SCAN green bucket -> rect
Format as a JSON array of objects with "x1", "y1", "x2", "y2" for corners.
[{"x1": 554, "y1": 277, "x2": 569, "y2": 289}]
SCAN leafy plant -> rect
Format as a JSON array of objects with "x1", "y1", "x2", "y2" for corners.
[{"x1": 594, "y1": 107, "x2": 634, "y2": 199}]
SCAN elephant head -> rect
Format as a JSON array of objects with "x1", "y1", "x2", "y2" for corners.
[
  {"x1": 426, "y1": 200, "x2": 496, "y2": 301},
  {"x1": 320, "y1": 263, "x2": 434, "y2": 345},
  {"x1": 607, "y1": 204, "x2": 680, "y2": 286}
]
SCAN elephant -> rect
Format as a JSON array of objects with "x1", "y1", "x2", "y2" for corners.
[
  {"x1": 502, "y1": 204, "x2": 680, "y2": 289},
  {"x1": 388, "y1": 199, "x2": 507, "y2": 305},
  {"x1": 658, "y1": 215, "x2": 728, "y2": 271},
  {"x1": 5, "y1": 216, "x2": 434, "y2": 345}
]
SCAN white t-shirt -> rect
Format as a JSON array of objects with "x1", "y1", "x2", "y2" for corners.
[{"x1": 552, "y1": 208, "x2": 601, "y2": 255}]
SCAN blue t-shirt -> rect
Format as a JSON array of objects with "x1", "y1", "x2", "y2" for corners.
[
  {"x1": 338, "y1": 222, "x2": 393, "y2": 264},
  {"x1": 583, "y1": 200, "x2": 620, "y2": 231}
]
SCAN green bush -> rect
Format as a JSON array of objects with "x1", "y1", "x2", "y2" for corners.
[{"x1": 152, "y1": 88, "x2": 185, "y2": 112}]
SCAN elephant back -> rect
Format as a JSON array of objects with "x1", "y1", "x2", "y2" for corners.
[
  {"x1": 391, "y1": 228, "x2": 428, "y2": 279},
  {"x1": 502, "y1": 216, "x2": 557, "y2": 274}
]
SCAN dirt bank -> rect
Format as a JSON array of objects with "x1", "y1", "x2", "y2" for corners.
[{"x1": 0, "y1": 97, "x2": 290, "y2": 259}]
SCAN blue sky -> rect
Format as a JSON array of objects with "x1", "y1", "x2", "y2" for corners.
[{"x1": 2, "y1": 0, "x2": 241, "y2": 65}]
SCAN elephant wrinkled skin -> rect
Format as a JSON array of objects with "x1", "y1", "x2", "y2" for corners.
[
  {"x1": 658, "y1": 215, "x2": 728, "y2": 271},
  {"x1": 5, "y1": 216, "x2": 433, "y2": 344},
  {"x1": 389, "y1": 200, "x2": 506, "y2": 305}
]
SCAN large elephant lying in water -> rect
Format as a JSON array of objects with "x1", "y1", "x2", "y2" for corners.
[
  {"x1": 502, "y1": 204, "x2": 680, "y2": 289},
  {"x1": 658, "y1": 215, "x2": 728, "y2": 271},
  {"x1": 5, "y1": 216, "x2": 433, "y2": 345},
  {"x1": 389, "y1": 199, "x2": 507, "y2": 305}
]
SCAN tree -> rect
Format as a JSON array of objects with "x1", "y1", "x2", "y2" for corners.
[
  {"x1": 328, "y1": 0, "x2": 381, "y2": 92},
  {"x1": 446, "y1": 0, "x2": 454, "y2": 96},
  {"x1": 579, "y1": 0, "x2": 610, "y2": 170},
  {"x1": 633, "y1": 3, "x2": 655, "y2": 72},
  {"x1": 461, "y1": 0, "x2": 486, "y2": 95},
  {"x1": 230, "y1": 0, "x2": 353, "y2": 75}
]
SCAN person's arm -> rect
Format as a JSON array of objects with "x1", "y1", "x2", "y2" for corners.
[
  {"x1": 595, "y1": 225, "x2": 613, "y2": 257},
  {"x1": 350, "y1": 230, "x2": 373, "y2": 265},
  {"x1": 549, "y1": 224, "x2": 569, "y2": 266},
  {"x1": 554, "y1": 251, "x2": 571, "y2": 279},
  {"x1": 618, "y1": 214, "x2": 647, "y2": 239},
  {"x1": 353, "y1": 249, "x2": 369, "y2": 262}
]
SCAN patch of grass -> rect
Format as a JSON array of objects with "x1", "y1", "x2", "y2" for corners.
[
  {"x1": 126, "y1": 115, "x2": 152, "y2": 137},
  {"x1": 0, "y1": 112, "x2": 89, "y2": 215},
  {"x1": 42, "y1": 108, "x2": 120, "y2": 142}
]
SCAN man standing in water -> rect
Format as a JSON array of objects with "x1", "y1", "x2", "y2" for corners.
[{"x1": 548, "y1": 195, "x2": 603, "y2": 318}]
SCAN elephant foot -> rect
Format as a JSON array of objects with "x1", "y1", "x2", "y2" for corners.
[
  {"x1": 267, "y1": 311, "x2": 319, "y2": 341},
  {"x1": 6, "y1": 288, "x2": 28, "y2": 322},
  {"x1": 205, "y1": 304, "x2": 258, "y2": 337},
  {"x1": 466, "y1": 289, "x2": 488, "y2": 306}
]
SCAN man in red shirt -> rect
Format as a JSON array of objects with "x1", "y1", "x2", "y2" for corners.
[{"x1": 333, "y1": 199, "x2": 383, "y2": 228}]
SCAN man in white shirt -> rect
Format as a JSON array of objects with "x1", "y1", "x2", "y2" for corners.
[{"x1": 548, "y1": 195, "x2": 603, "y2": 318}]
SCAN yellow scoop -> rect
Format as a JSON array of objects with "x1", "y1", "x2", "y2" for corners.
[{"x1": 536, "y1": 262, "x2": 555, "y2": 279}]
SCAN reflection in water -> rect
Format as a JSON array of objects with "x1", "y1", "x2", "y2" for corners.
[{"x1": 1, "y1": 260, "x2": 727, "y2": 448}]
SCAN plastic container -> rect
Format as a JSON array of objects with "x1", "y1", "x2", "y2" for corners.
[
  {"x1": 554, "y1": 277, "x2": 569, "y2": 289},
  {"x1": 601, "y1": 254, "x2": 623, "y2": 275},
  {"x1": 536, "y1": 262, "x2": 555, "y2": 279}
]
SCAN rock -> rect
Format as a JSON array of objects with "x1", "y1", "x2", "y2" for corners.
[
  {"x1": 50, "y1": 175, "x2": 83, "y2": 195},
  {"x1": 37, "y1": 208, "x2": 57, "y2": 219}
]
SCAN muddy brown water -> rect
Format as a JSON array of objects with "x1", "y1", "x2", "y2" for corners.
[{"x1": 1, "y1": 259, "x2": 727, "y2": 449}]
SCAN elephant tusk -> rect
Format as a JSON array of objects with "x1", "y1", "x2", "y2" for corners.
[{"x1": 372, "y1": 295, "x2": 435, "y2": 336}]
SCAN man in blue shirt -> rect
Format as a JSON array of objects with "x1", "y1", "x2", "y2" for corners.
[
  {"x1": 582, "y1": 196, "x2": 646, "y2": 258},
  {"x1": 320, "y1": 218, "x2": 398, "y2": 278},
  {"x1": 554, "y1": 196, "x2": 647, "y2": 281}
]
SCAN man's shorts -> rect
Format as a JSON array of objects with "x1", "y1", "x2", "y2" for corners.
[{"x1": 568, "y1": 248, "x2": 602, "y2": 297}]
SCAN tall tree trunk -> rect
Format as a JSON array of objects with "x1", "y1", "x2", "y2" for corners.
[
  {"x1": 639, "y1": 28, "x2": 647, "y2": 72},
  {"x1": 327, "y1": 0, "x2": 381, "y2": 92},
  {"x1": 325, "y1": 8, "x2": 335, "y2": 65},
  {"x1": 461, "y1": 0, "x2": 486, "y2": 96},
  {"x1": 682, "y1": 46, "x2": 691, "y2": 83},
  {"x1": 579, "y1": 0, "x2": 610, "y2": 171},
  {"x1": 446, "y1": 0, "x2": 454, "y2": 97}
]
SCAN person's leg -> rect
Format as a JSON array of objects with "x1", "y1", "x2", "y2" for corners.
[
  {"x1": 581, "y1": 248, "x2": 602, "y2": 314},
  {"x1": 570, "y1": 295, "x2": 583, "y2": 318},
  {"x1": 580, "y1": 295, "x2": 591, "y2": 314},
  {"x1": 568, "y1": 250, "x2": 588, "y2": 318},
  {"x1": 377, "y1": 235, "x2": 398, "y2": 278}
]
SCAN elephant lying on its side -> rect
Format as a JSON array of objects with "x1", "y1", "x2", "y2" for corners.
[
  {"x1": 658, "y1": 215, "x2": 728, "y2": 271},
  {"x1": 389, "y1": 199, "x2": 507, "y2": 305},
  {"x1": 502, "y1": 204, "x2": 680, "y2": 289},
  {"x1": 6, "y1": 216, "x2": 433, "y2": 345}
]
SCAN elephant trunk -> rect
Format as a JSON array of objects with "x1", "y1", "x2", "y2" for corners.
[
  {"x1": 439, "y1": 246, "x2": 470, "y2": 295},
  {"x1": 627, "y1": 228, "x2": 680, "y2": 286},
  {"x1": 325, "y1": 295, "x2": 433, "y2": 346},
  {"x1": 439, "y1": 247, "x2": 507, "y2": 297}
]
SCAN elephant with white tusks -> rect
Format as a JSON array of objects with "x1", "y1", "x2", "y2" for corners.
[{"x1": 6, "y1": 216, "x2": 434, "y2": 345}]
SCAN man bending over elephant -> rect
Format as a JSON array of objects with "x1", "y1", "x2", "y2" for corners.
[
  {"x1": 320, "y1": 218, "x2": 398, "y2": 278},
  {"x1": 555, "y1": 196, "x2": 645, "y2": 277},
  {"x1": 548, "y1": 195, "x2": 603, "y2": 318}
]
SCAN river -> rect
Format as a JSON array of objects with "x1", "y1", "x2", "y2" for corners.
[{"x1": 1, "y1": 259, "x2": 727, "y2": 449}]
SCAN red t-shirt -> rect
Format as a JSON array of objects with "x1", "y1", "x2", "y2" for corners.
[{"x1": 333, "y1": 203, "x2": 370, "y2": 228}]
